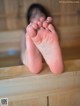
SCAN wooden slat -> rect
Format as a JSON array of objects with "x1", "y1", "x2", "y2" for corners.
[
  {"x1": 9, "y1": 97, "x2": 47, "y2": 106},
  {"x1": 62, "y1": 46, "x2": 80, "y2": 60},
  {"x1": 0, "y1": 59, "x2": 80, "y2": 96},
  {"x1": 0, "y1": 0, "x2": 80, "y2": 31},
  {"x1": 49, "y1": 89, "x2": 80, "y2": 106},
  {"x1": 0, "y1": 59, "x2": 80, "y2": 106}
]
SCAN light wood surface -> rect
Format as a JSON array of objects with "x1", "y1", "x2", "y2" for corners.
[
  {"x1": 0, "y1": 0, "x2": 80, "y2": 31},
  {"x1": 49, "y1": 89, "x2": 80, "y2": 106},
  {"x1": 0, "y1": 59, "x2": 80, "y2": 106},
  {"x1": 9, "y1": 97, "x2": 47, "y2": 106}
]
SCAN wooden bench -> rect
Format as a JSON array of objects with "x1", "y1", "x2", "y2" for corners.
[{"x1": 0, "y1": 59, "x2": 80, "y2": 106}]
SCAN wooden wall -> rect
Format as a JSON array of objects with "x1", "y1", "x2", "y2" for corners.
[{"x1": 0, "y1": 0, "x2": 80, "y2": 31}]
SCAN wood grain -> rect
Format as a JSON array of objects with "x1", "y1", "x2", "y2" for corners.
[
  {"x1": 0, "y1": 59, "x2": 80, "y2": 106},
  {"x1": 49, "y1": 89, "x2": 80, "y2": 106},
  {"x1": 0, "y1": 0, "x2": 80, "y2": 31},
  {"x1": 9, "y1": 97, "x2": 47, "y2": 106}
]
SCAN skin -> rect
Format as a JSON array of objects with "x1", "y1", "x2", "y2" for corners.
[
  {"x1": 21, "y1": 9, "x2": 46, "y2": 68},
  {"x1": 21, "y1": 9, "x2": 64, "y2": 74},
  {"x1": 26, "y1": 17, "x2": 53, "y2": 74},
  {"x1": 27, "y1": 17, "x2": 64, "y2": 74}
]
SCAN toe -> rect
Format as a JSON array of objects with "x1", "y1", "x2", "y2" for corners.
[
  {"x1": 48, "y1": 24, "x2": 58, "y2": 41},
  {"x1": 38, "y1": 17, "x2": 46, "y2": 28},
  {"x1": 39, "y1": 17, "x2": 45, "y2": 23},
  {"x1": 43, "y1": 17, "x2": 52, "y2": 29},
  {"x1": 43, "y1": 21, "x2": 48, "y2": 29},
  {"x1": 48, "y1": 24, "x2": 55, "y2": 33},
  {"x1": 46, "y1": 17, "x2": 53, "y2": 23},
  {"x1": 33, "y1": 20, "x2": 41, "y2": 29},
  {"x1": 32, "y1": 23, "x2": 39, "y2": 30},
  {"x1": 27, "y1": 23, "x2": 37, "y2": 37}
]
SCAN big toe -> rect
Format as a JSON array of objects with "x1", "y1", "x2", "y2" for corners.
[
  {"x1": 48, "y1": 24, "x2": 58, "y2": 41},
  {"x1": 27, "y1": 23, "x2": 37, "y2": 37},
  {"x1": 48, "y1": 24, "x2": 57, "y2": 34}
]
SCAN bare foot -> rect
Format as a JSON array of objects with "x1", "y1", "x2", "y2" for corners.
[
  {"x1": 26, "y1": 23, "x2": 42, "y2": 74},
  {"x1": 30, "y1": 18, "x2": 64, "y2": 74},
  {"x1": 26, "y1": 17, "x2": 52, "y2": 74}
]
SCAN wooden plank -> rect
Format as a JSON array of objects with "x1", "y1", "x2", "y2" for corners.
[
  {"x1": 59, "y1": 25, "x2": 80, "y2": 47},
  {"x1": 0, "y1": 0, "x2": 79, "y2": 31},
  {"x1": 0, "y1": 59, "x2": 80, "y2": 106},
  {"x1": 62, "y1": 46, "x2": 80, "y2": 60},
  {"x1": 0, "y1": 54, "x2": 21, "y2": 67},
  {"x1": 49, "y1": 88, "x2": 80, "y2": 106},
  {"x1": 8, "y1": 97, "x2": 47, "y2": 106},
  {"x1": 0, "y1": 59, "x2": 80, "y2": 97},
  {"x1": 0, "y1": 30, "x2": 21, "y2": 52},
  {"x1": 0, "y1": 59, "x2": 80, "y2": 80}
]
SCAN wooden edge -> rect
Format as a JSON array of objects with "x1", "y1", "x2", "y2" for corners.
[
  {"x1": 0, "y1": 59, "x2": 80, "y2": 98},
  {"x1": 0, "y1": 59, "x2": 80, "y2": 80}
]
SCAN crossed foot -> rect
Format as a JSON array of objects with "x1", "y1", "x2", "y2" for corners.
[{"x1": 26, "y1": 17, "x2": 64, "y2": 74}]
